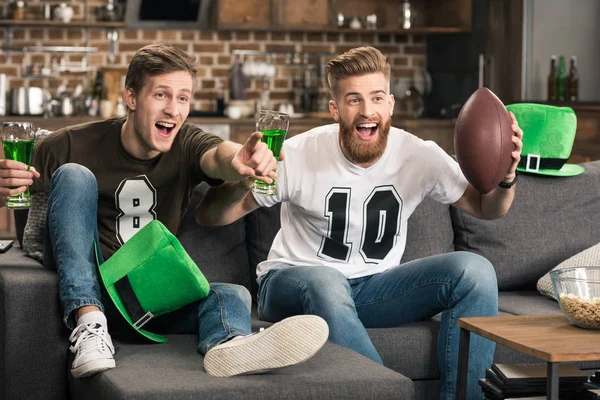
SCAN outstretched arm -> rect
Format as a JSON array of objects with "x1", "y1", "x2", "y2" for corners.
[
  {"x1": 195, "y1": 179, "x2": 261, "y2": 226},
  {"x1": 197, "y1": 132, "x2": 283, "y2": 225},
  {"x1": 452, "y1": 111, "x2": 523, "y2": 220},
  {"x1": 200, "y1": 132, "x2": 280, "y2": 184}
]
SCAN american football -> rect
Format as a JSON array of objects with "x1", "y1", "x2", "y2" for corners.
[{"x1": 454, "y1": 87, "x2": 514, "y2": 194}]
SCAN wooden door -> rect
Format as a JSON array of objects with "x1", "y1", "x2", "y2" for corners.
[{"x1": 218, "y1": 0, "x2": 273, "y2": 30}]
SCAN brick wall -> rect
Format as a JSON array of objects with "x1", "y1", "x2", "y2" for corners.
[{"x1": 0, "y1": 0, "x2": 426, "y2": 115}]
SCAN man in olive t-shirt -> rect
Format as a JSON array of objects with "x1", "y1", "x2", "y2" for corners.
[
  {"x1": 0, "y1": 43, "x2": 328, "y2": 379},
  {"x1": 31, "y1": 118, "x2": 223, "y2": 259}
]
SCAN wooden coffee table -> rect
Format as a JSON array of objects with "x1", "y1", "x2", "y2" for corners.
[{"x1": 456, "y1": 314, "x2": 600, "y2": 400}]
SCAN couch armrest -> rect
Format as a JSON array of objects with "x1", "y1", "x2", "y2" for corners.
[{"x1": 0, "y1": 246, "x2": 69, "y2": 400}]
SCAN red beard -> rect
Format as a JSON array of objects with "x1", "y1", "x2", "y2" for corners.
[{"x1": 339, "y1": 116, "x2": 391, "y2": 165}]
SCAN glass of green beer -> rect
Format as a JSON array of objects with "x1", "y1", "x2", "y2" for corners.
[
  {"x1": 2, "y1": 121, "x2": 35, "y2": 209},
  {"x1": 251, "y1": 110, "x2": 289, "y2": 196}
]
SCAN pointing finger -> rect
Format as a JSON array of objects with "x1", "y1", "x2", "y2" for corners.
[{"x1": 244, "y1": 132, "x2": 263, "y2": 151}]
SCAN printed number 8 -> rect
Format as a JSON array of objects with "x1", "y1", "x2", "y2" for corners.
[{"x1": 115, "y1": 177, "x2": 157, "y2": 244}]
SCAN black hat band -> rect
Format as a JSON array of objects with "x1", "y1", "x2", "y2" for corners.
[
  {"x1": 114, "y1": 275, "x2": 154, "y2": 329},
  {"x1": 518, "y1": 154, "x2": 567, "y2": 172}
]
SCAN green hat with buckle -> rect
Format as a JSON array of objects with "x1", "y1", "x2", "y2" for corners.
[
  {"x1": 505, "y1": 103, "x2": 584, "y2": 176},
  {"x1": 98, "y1": 220, "x2": 210, "y2": 343}
]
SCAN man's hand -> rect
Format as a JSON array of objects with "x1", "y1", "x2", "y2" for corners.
[
  {"x1": 230, "y1": 132, "x2": 284, "y2": 184},
  {"x1": 502, "y1": 111, "x2": 524, "y2": 183},
  {"x1": 0, "y1": 159, "x2": 40, "y2": 206}
]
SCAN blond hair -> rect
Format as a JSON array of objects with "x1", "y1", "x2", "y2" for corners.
[
  {"x1": 325, "y1": 46, "x2": 391, "y2": 98},
  {"x1": 125, "y1": 43, "x2": 199, "y2": 94}
]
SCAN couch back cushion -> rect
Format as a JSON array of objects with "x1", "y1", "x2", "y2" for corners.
[
  {"x1": 244, "y1": 203, "x2": 282, "y2": 299},
  {"x1": 177, "y1": 183, "x2": 252, "y2": 291},
  {"x1": 402, "y1": 197, "x2": 455, "y2": 263},
  {"x1": 451, "y1": 160, "x2": 600, "y2": 290}
]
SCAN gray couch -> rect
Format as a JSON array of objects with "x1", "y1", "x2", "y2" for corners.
[{"x1": 2, "y1": 160, "x2": 600, "y2": 400}]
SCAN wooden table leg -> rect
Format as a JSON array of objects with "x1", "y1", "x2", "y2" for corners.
[
  {"x1": 456, "y1": 327, "x2": 470, "y2": 400},
  {"x1": 546, "y1": 362, "x2": 559, "y2": 400}
]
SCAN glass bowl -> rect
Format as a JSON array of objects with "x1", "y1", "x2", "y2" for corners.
[{"x1": 550, "y1": 266, "x2": 600, "y2": 329}]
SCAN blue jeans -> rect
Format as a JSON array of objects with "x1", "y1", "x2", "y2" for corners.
[
  {"x1": 43, "y1": 163, "x2": 251, "y2": 354},
  {"x1": 257, "y1": 252, "x2": 498, "y2": 400}
]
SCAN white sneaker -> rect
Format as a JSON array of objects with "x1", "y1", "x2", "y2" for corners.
[
  {"x1": 69, "y1": 323, "x2": 116, "y2": 378},
  {"x1": 204, "y1": 315, "x2": 329, "y2": 377}
]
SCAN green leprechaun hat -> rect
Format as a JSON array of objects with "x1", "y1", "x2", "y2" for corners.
[
  {"x1": 505, "y1": 103, "x2": 584, "y2": 176},
  {"x1": 99, "y1": 220, "x2": 210, "y2": 343}
]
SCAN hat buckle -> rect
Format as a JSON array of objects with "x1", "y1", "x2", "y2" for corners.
[{"x1": 526, "y1": 154, "x2": 541, "y2": 172}]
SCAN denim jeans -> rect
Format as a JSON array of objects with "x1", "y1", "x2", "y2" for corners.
[
  {"x1": 43, "y1": 163, "x2": 252, "y2": 354},
  {"x1": 257, "y1": 252, "x2": 498, "y2": 400}
]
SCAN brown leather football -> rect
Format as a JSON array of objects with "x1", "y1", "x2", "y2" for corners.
[{"x1": 454, "y1": 87, "x2": 514, "y2": 194}]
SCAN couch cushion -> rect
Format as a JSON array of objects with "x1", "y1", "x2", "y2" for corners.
[
  {"x1": 0, "y1": 247, "x2": 69, "y2": 400},
  {"x1": 402, "y1": 196, "x2": 455, "y2": 263},
  {"x1": 69, "y1": 336, "x2": 414, "y2": 400},
  {"x1": 244, "y1": 203, "x2": 282, "y2": 299},
  {"x1": 451, "y1": 160, "x2": 600, "y2": 290},
  {"x1": 177, "y1": 183, "x2": 252, "y2": 290},
  {"x1": 536, "y1": 242, "x2": 600, "y2": 300},
  {"x1": 369, "y1": 321, "x2": 440, "y2": 380},
  {"x1": 498, "y1": 290, "x2": 561, "y2": 316}
]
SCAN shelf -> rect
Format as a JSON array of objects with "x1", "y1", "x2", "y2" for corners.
[
  {"x1": 0, "y1": 19, "x2": 127, "y2": 29},
  {"x1": 222, "y1": 26, "x2": 471, "y2": 34},
  {"x1": 331, "y1": 26, "x2": 471, "y2": 34},
  {"x1": 22, "y1": 45, "x2": 98, "y2": 53}
]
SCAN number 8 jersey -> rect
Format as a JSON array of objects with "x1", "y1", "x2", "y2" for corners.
[
  {"x1": 31, "y1": 118, "x2": 222, "y2": 260},
  {"x1": 253, "y1": 124, "x2": 468, "y2": 280}
]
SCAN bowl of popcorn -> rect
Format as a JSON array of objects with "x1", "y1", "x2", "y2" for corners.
[{"x1": 550, "y1": 266, "x2": 600, "y2": 329}]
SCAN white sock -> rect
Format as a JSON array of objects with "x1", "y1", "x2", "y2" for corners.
[
  {"x1": 76, "y1": 310, "x2": 107, "y2": 328},
  {"x1": 228, "y1": 328, "x2": 265, "y2": 342}
]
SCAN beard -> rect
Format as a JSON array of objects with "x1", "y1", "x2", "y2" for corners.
[{"x1": 338, "y1": 116, "x2": 391, "y2": 165}]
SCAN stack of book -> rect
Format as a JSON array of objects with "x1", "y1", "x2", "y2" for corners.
[{"x1": 478, "y1": 363, "x2": 588, "y2": 399}]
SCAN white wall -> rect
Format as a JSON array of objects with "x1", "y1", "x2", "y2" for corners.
[{"x1": 524, "y1": 0, "x2": 600, "y2": 101}]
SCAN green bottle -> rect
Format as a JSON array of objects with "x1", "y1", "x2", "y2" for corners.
[{"x1": 556, "y1": 55, "x2": 567, "y2": 101}]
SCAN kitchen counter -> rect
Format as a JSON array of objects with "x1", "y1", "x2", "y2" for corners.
[
  {"x1": 0, "y1": 115, "x2": 458, "y2": 155},
  {"x1": 0, "y1": 115, "x2": 456, "y2": 130}
]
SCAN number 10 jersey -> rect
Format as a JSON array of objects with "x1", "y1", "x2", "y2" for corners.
[{"x1": 253, "y1": 124, "x2": 468, "y2": 279}]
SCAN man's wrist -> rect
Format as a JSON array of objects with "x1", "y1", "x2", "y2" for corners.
[
  {"x1": 238, "y1": 178, "x2": 254, "y2": 191},
  {"x1": 498, "y1": 171, "x2": 518, "y2": 189}
]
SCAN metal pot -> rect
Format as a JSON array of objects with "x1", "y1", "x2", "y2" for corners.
[{"x1": 10, "y1": 87, "x2": 51, "y2": 116}]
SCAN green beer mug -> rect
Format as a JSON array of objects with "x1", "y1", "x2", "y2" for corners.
[
  {"x1": 2, "y1": 121, "x2": 35, "y2": 209},
  {"x1": 252, "y1": 110, "x2": 289, "y2": 196}
]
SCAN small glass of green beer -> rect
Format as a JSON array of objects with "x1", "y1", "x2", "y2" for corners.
[
  {"x1": 2, "y1": 121, "x2": 35, "y2": 209},
  {"x1": 251, "y1": 110, "x2": 289, "y2": 196}
]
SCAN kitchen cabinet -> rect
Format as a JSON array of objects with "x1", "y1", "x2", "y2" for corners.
[
  {"x1": 564, "y1": 104, "x2": 600, "y2": 164},
  {"x1": 218, "y1": 0, "x2": 329, "y2": 31},
  {"x1": 424, "y1": 0, "x2": 487, "y2": 118},
  {"x1": 277, "y1": 0, "x2": 329, "y2": 30},
  {"x1": 332, "y1": 0, "x2": 472, "y2": 33},
  {"x1": 217, "y1": 0, "x2": 472, "y2": 34},
  {"x1": 217, "y1": 0, "x2": 273, "y2": 30}
]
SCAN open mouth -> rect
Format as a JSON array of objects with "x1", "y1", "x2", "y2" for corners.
[
  {"x1": 155, "y1": 121, "x2": 176, "y2": 137},
  {"x1": 355, "y1": 122, "x2": 379, "y2": 141}
]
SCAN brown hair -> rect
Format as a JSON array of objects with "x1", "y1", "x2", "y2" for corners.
[
  {"x1": 125, "y1": 43, "x2": 199, "y2": 94},
  {"x1": 325, "y1": 46, "x2": 391, "y2": 98}
]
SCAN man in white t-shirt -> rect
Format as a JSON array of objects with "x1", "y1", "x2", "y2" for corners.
[{"x1": 196, "y1": 46, "x2": 523, "y2": 400}]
